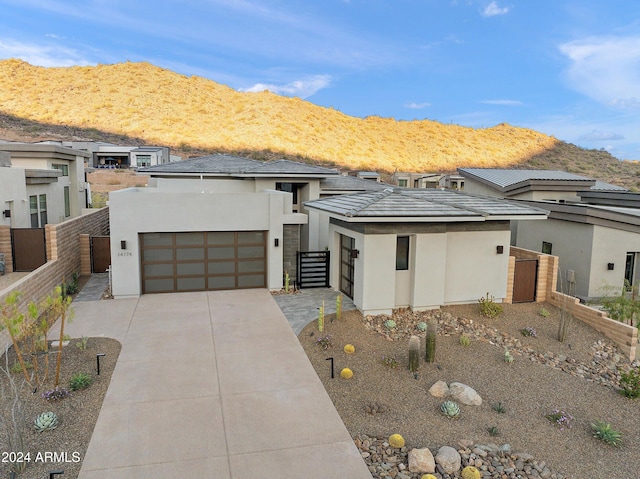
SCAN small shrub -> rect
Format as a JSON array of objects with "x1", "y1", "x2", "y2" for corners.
[
  {"x1": 539, "y1": 308, "x2": 550, "y2": 318},
  {"x1": 487, "y1": 426, "x2": 500, "y2": 437},
  {"x1": 520, "y1": 326, "x2": 537, "y2": 337},
  {"x1": 381, "y1": 355, "x2": 399, "y2": 369},
  {"x1": 41, "y1": 386, "x2": 70, "y2": 401},
  {"x1": 315, "y1": 334, "x2": 332, "y2": 350},
  {"x1": 591, "y1": 420, "x2": 622, "y2": 446},
  {"x1": 69, "y1": 372, "x2": 93, "y2": 391},
  {"x1": 76, "y1": 336, "x2": 89, "y2": 350},
  {"x1": 10, "y1": 361, "x2": 32, "y2": 374},
  {"x1": 459, "y1": 334, "x2": 470, "y2": 346},
  {"x1": 492, "y1": 402, "x2": 506, "y2": 414},
  {"x1": 545, "y1": 409, "x2": 574, "y2": 431},
  {"x1": 619, "y1": 366, "x2": 640, "y2": 398},
  {"x1": 478, "y1": 292, "x2": 503, "y2": 318}
]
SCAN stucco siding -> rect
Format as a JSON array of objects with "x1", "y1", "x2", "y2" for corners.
[
  {"x1": 410, "y1": 233, "x2": 447, "y2": 310},
  {"x1": 590, "y1": 225, "x2": 640, "y2": 297}
]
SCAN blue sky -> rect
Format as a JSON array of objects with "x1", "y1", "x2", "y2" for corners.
[{"x1": 1, "y1": 1, "x2": 640, "y2": 160}]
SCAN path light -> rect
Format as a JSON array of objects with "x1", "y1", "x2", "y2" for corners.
[
  {"x1": 49, "y1": 471, "x2": 64, "y2": 478},
  {"x1": 96, "y1": 353, "x2": 105, "y2": 375},
  {"x1": 326, "y1": 357, "x2": 334, "y2": 379}
]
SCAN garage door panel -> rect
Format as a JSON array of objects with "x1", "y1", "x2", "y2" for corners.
[{"x1": 141, "y1": 231, "x2": 266, "y2": 294}]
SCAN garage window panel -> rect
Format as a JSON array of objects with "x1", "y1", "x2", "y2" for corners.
[
  {"x1": 176, "y1": 248, "x2": 205, "y2": 261},
  {"x1": 144, "y1": 263, "x2": 174, "y2": 276},
  {"x1": 143, "y1": 233, "x2": 173, "y2": 246},
  {"x1": 144, "y1": 249, "x2": 173, "y2": 261},
  {"x1": 207, "y1": 261, "x2": 236, "y2": 274},
  {"x1": 144, "y1": 278, "x2": 175, "y2": 293},
  {"x1": 208, "y1": 276, "x2": 236, "y2": 290},
  {"x1": 176, "y1": 232, "x2": 204, "y2": 245},
  {"x1": 176, "y1": 263, "x2": 205, "y2": 275},
  {"x1": 208, "y1": 247, "x2": 235, "y2": 259},
  {"x1": 208, "y1": 232, "x2": 235, "y2": 245},
  {"x1": 177, "y1": 277, "x2": 206, "y2": 291}
]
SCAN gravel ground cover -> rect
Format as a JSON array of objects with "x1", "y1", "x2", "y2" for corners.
[
  {"x1": 300, "y1": 302, "x2": 639, "y2": 479},
  {"x1": 0, "y1": 337, "x2": 120, "y2": 479}
]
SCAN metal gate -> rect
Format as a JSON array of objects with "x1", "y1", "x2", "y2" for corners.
[
  {"x1": 513, "y1": 259, "x2": 538, "y2": 303},
  {"x1": 11, "y1": 228, "x2": 46, "y2": 271},
  {"x1": 296, "y1": 251, "x2": 330, "y2": 289},
  {"x1": 91, "y1": 236, "x2": 111, "y2": 273}
]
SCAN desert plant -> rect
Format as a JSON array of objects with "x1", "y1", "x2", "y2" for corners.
[
  {"x1": 619, "y1": 366, "x2": 640, "y2": 398},
  {"x1": 492, "y1": 402, "x2": 506, "y2": 414},
  {"x1": 388, "y1": 433, "x2": 405, "y2": 448},
  {"x1": 45, "y1": 285, "x2": 74, "y2": 386},
  {"x1": 41, "y1": 386, "x2": 70, "y2": 401},
  {"x1": 384, "y1": 319, "x2": 397, "y2": 330},
  {"x1": 459, "y1": 334, "x2": 470, "y2": 346},
  {"x1": 408, "y1": 335, "x2": 420, "y2": 372},
  {"x1": 343, "y1": 344, "x2": 355, "y2": 354},
  {"x1": 34, "y1": 411, "x2": 58, "y2": 432},
  {"x1": 315, "y1": 334, "x2": 332, "y2": 350},
  {"x1": 381, "y1": 355, "x2": 399, "y2": 369},
  {"x1": 539, "y1": 308, "x2": 550, "y2": 318},
  {"x1": 546, "y1": 409, "x2": 574, "y2": 431},
  {"x1": 440, "y1": 400, "x2": 460, "y2": 418},
  {"x1": 591, "y1": 420, "x2": 622, "y2": 446},
  {"x1": 69, "y1": 372, "x2": 93, "y2": 391},
  {"x1": 504, "y1": 349, "x2": 513, "y2": 364},
  {"x1": 0, "y1": 354, "x2": 26, "y2": 472},
  {"x1": 416, "y1": 321, "x2": 427, "y2": 332},
  {"x1": 336, "y1": 294, "x2": 342, "y2": 321},
  {"x1": 461, "y1": 466, "x2": 481, "y2": 479},
  {"x1": 340, "y1": 368, "x2": 353, "y2": 379},
  {"x1": 317, "y1": 301, "x2": 325, "y2": 332},
  {"x1": 520, "y1": 326, "x2": 537, "y2": 337},
  {"x1": 364, "y1": 401, "x2": 387, "y2": 415},
  {"x1": 487, "y1": 425, "x2": 500, "y2": 437},
  {"x1": 64, "y1": 273, "x2": 80, "y2": 296},
  {"x1": 425, "y1": 317, "x2": 437, "y2": 363},
  {"x1": 478, "y1": 292, "x2": 503, "y2": 318},
  {"x1": 0, "y1": 292, "x2": 33, "y2": 384},
  {"x1": 284, "y1": 271, "x2": 290, "y2": 292},
  {"x1": 76, "y1": 336, "x2": 89, "y2": 350},
  {"x1": 557, "y1": 270, "x2": 575, "y2": 342},
  {"x1": 599, "y1": 281, "x2": 640, "y2": 328}
]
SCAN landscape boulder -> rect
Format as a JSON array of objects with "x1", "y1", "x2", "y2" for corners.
[
  {"x1": 408, "y1": 447, "x2": 435, "y2": 473},
  {"x1": 449, "y1": 382, "x2": 482, "y2": 406},
  {"x1": 435, "y1": 446, "x2": 461, "y2": 474},
  {"x1": 428, "y1": 380, "x2": 449, "y2": 398}
]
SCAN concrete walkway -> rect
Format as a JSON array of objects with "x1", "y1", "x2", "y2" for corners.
[
  {"x1": 73, "y1": 273, "x2": 109, "y2": 301},
  {"x1": 53, "y1": 290, "x2": 371, "y2": 479}
]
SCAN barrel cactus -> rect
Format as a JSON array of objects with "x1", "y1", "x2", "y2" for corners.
[
  {"x1": 421, "y1": 475, "x2": 438, "y2": 479},
  {"x1": 340, "y1": 368, "x2": 353, "y2": 379},
  {"x1": 461, "y1": 466, "x2": 481, "y2": 479},
  {"x1": 388, "y1": 433, "x2": 405, "y2": 448},
  {"x1": 343, "y1": 344, "x2": 355, "y2": 354},
  {"x1": 34, "y1": 411, "x2": 58, "y2": 432},
  {"x1": 440, "y1": 400, "x2": 460, "y2": 418}
]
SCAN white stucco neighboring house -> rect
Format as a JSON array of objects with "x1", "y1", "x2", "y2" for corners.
[
  {"x1": 0, "y1": 143, "x2": 89, "y2": 228},
  {"x1": 304, "y1": 188, "x2": 548, "y2": 315}
]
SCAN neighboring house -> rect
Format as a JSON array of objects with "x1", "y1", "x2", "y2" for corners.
[
  {"x1": 304, "y1": 188, "x2": 547, "y2": 315},
  {"x1": 349, "y1": 171, "x2": 381, "y2": 182},
  {"x1": 439, "y1": 174, "x2": 464, "y2": 190},
  {"x1": 391, "y1": 172, "x2": 442, "y2": 189},
  {"x1": 0, "y1": 143, "x2": 89, "y2": 228},
  {"x1": 109, "y1": 155, "x2": 341, "y2": 298},
  {"x1": 457, "y1": 168, "x2": 635, "y2": 300}
]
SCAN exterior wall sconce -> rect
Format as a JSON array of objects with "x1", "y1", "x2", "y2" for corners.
[
  {"x1": 607, "y1": 263, "x2": 614, "y2": 270},
  {"x1": 2, "y1": 209, "x2": 10, "y2": 218},
  {"x1": 496, "y1": 245, "x2": 504, "y2": 254},
  {"x1": 350, "y1": 249, "x2": 359, "y2": 259},
  {"x1": 120, "y1": 240, "x2": 127, "y2": 250},
  {"x1": 274, "y1": 238, "x2": 279, "y2": 247}
]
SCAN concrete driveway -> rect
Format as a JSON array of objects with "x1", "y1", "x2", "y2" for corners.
[{"x1": 53, "y1": 289, "x2": 371, "y2": 479}]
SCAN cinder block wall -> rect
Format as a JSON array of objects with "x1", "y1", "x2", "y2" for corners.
[{"x1": 503, "y1": 256, "x2": 516, "y2": 304}]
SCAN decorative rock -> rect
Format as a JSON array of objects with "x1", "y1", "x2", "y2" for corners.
[
  {"x1": 449, "y1": 382, "x2": 482, "y2": 406},
  {"x1": 428, "y1": 380, "x2": 449, "y2": 398},
  {"x1": 408, "y1": 447, "x2": 435, "y2": 473},
  {"x1": 435, "y1": 446, "x2": 461, "y2": 474}
]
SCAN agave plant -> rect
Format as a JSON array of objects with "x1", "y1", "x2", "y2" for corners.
[
  {"x1": 440, "y1": 400, "x2": 460, "y2": 418},
  {"x1": 34, "y1": 411, "x2": 58, "y2": 432}
]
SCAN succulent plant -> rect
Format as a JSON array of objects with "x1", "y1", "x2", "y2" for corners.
[
  {"x1": 425, "y1": 317, "x2": 437, "y2": 363},
  {"x1": 440, "y1": 400, "x2": 460, "y2": 418},
  {"x1": 408, "y1": 335, "x2": 420, "y2": 372},
  {"x1": 384, "y1": 319, "x2": 397, "y2": 329},
  {"x1": 343, "y1": 344, "x2": 355, "y2": 354},
  {"x1": 459, "y1": 334, "x2": 471, "y2": 346},
  {"x1": 364, "y1": 401, "x2": 388, "y2": 415},
  {"x1": 340, "y1": 368, "x2": 353, "y2": 379},
  {"x1": 421, "y1": 474, "x2": 438, "y2": 479},
  {"x1": 388, "y1": 433, "x2": 405, "y2": 448},
  {"x1": 461, "y1": 465, "x2": 481, "y2": 479},
  {"x1": 70, "y1": 372, "x2": 93, "y2": 391},
  {"x1": 34, "y1": 411, "x2": 58, "y2": 432},
  {"x1": 416, "y1": 321, "x2": 427, "y2": 332},
  {"x1": 504, "y1": 349, "x2": 514, "y2": 364}
]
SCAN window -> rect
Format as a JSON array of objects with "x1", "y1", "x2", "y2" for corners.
[
  {"x1": 64, "y1": 186, "x2": 71, "y2": 217},
  {"x1": 397, "y1": 179, "x2": 408, "y2": 187},
  {"x1": 39, "y1": 194, "x2": 47, "y2": 226},
  {"x1": 542, "y1": 241, "x2": 552, "y2": 255},
  {"x1": 29, "y1": 195, "x2": 38, "y2": 227},
  {"x1": 52, "y1": 163, "x2": 69, "y2": 176},
  {"x1": 396, "y1": 236, "x2": 409, "y2": 270},
  {"x1": 136, "y1": 154, "x2": 152, "y2": 167}
]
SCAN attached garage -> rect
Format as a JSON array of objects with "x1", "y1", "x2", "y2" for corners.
[{"x1": 140, "y1": 231, "x2": 267, "y2": 293}]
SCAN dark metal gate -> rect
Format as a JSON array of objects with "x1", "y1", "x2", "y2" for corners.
[
  {"x1": 296, "y1": 251, "x2": 330, "y2": 288},
  {"x1": 11, "y1": 228, "x2": 46, "y2": 271},
  {"x1": 513, "y1": 259, "x2": 538, "y2": 303},
  {"x1": 91, "y1": 236, "x2": 111, "y2": 273}
]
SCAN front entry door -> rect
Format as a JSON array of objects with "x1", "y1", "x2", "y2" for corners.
[{"x1": 340, "y1": 234, "x2": 355, "y2": 299}]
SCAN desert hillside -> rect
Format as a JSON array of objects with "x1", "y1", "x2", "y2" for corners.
[{"x1": 0, "y1": 59, "x2": 638, "y2": 188}]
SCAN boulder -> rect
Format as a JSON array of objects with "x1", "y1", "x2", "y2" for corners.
[
  {"x1": 428, "y1": 380, "x2": 449, "y2": 398},
  {"x1": 449, "y1": 382, "x2": 482, "y2": 406},
  {"x1": 408, "y1": 447, "x2": 435, "y2": 473},
  {"x1": 435, "y1": 446, "x2": 461, "y2": 474}
]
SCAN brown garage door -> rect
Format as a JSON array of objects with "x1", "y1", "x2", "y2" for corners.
[{"x1": 140, "y1": 231, "x2": 267, "y2": 294}]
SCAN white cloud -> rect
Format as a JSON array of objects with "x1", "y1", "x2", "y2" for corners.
[
  {"x1": 479, "y1": 99, "x2": 523, "y2": 106},
  {"x1": 405, "y1": 102, "x2": 431, "y2": 109},
  {"x1": 0, "y1": 38, "x2": 90, "y2": 67},
  {"x1": 578, "y1": 130, "x2": 625, "y2": 141},
  {"x1": 239, "y1": 75, "x2": 332, "y2": 99},
  {"x1": 559, "y1": 35, "x2": 640, "y2": 109},
  {"x1": 481, "y1": 2, "x2": 509, "y2": 17}
]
